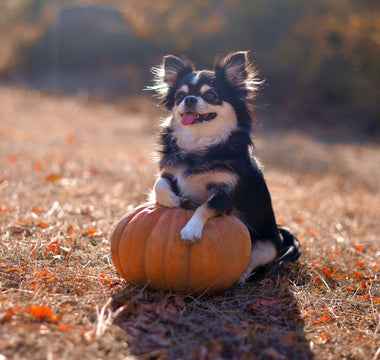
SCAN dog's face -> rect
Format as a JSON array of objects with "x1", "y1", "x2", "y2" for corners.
[{"x1": 151, "y1": 52, "x2": 260, "y2": 147}]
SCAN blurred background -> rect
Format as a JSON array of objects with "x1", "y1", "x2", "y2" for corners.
[{"x1": 1, "y1": 0, "x2": 379, "y2": 141}]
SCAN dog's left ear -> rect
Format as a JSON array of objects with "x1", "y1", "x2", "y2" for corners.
[{"x1": 216, "y1": 51, "x2": 260, "y2": 93}]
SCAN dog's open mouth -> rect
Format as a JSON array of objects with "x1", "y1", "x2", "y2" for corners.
[{"x1": 181, "y1": 112, "x2": 217, "y2": 125}]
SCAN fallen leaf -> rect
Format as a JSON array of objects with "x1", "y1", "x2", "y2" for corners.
[
  {"x1": 322, "y1": 268, "x2": 331, "y2": 277},
  {"x1": 33, "y1": 161, "x2": 42, "y2": 171},
  {"x1": 320, "y1": 315, "x2": 331, "y2": 323},
  {"x1": 7, "y1": 154, "x2": 18, "y2": 163},
  {"x1": 246, "y1": 298, "x2": 279, "y2": 312},
  {"x1": 279, "y1": 331, "x2": 298, "y2": 347},
  {"x1": 315, "y1": 332, "x2": 330, "y2": 344},
  {"x1": 57, "y1": 324, "x2": 73, "y2": 330},
  {"x1": 0, "y1": 307, "x2": 18, "y2": 324},
  {"x1": 65, "y1": 133, "x2": 76, "y2": 143},
  {"x1": 260, "y1": 347, "x2": 287, "y2": 360},
  {"x1": 173, "y1": 296, "x2": 186, "y2": 308},
  {"x1": 44, "y1": 173, "x2": 61, "y2": 182},
  {"x1": 353, "y1": 244, "x2": 364, "y2": 251},
  {"x1": 28, "y1": 304, "x2": 60, "y2": 323},
  {"x1": 86, "y1": 228, "x2": 96, "y2": 235},
  {"x1": 156, "y1": 297, "x2": 177, "y2": 320},
  {"x1": 66, "y1": 224, "x2": 75, "y2": 234}
]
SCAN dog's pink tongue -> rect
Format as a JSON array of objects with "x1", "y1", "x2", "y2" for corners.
[{"x1": 181, "y1": 113, "x2": 196, "y2": 126}]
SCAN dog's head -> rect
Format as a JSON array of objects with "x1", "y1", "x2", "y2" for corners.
[{"x1": 151, "y1": 52, "x2": 260, "y2": 144}]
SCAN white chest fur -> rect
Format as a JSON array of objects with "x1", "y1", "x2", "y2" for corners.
[{"x1": 163, "y1": 166, "x2": 238, "y2": 206}]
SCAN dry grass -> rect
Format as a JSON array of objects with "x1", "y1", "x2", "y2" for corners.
[{"x1": 0, "y1": 86, "x2": 379, "y2": 360}]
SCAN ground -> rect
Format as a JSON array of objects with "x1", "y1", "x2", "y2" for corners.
[{"x1": 0, "y1": 86, "x2": 379, "y2": 360}]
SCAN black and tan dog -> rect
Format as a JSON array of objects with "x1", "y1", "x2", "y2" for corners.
[{"x1": 150, "y1": 51, "x2": 300, "y2": 282}]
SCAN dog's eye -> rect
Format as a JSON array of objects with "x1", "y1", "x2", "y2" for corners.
[
  {"x1": 175, "y1": 92, "x2": 186, "y2": 104},
  {"x1": 204, "y1": 90, "x2": 217, "y2": 102}
]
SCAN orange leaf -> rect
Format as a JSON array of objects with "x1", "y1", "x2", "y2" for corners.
[
  {"x1": 361, "y1": 281, "x2": 367, "y2": 289},
  {"x1": 33, "y1": 161, "x2": 42, "y2": 171},
  {"x1": 355, "y1": 261, "x2": 365, "y2": 266},
  {"x1": 39, "y1": 221, "x2": 48, "y2": 227},
  {"x1": 320, "y1": 315, "x2": 331, "y2": 323},
  {"x1": 295, "y1": 217, "x2": 305, "y2": 222},
  {"x1": 307, "y1": 230, "x2": 319, "y2": 236},
  {"x1": 57, "y1": 324, "x2": 73, "y2": 330},
  {"x1": 7, "y1": 154, "x2": 18, "y2": 163},
  {"x1": 322, "y1": 268, "x2": 331, "y2": 277},
  {"x1": 373, "y1": 263, "x2": 379, "y2": 269},
  {"x1": 353, "y1": 244, "x2": 364, "y2": 251},
  {"x1": 1, "y1": 307, "x2": 18, "y2": 323},
  {"x1": 28, "y1": 304, "x2": 59, "y2": 322},
  {"x1": 86, "y1": 228, "x2": 96, "y2": 235},
  {"x1": 44, "y1": 173, "x2": 61, "y2": 182},
  {"x1": 65, "y1": 133, "x2": 76, "y2": 143}
]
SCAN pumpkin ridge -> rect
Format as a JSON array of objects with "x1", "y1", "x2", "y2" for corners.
[
  {"x1": 184, "y1": 209, "x2": 192, "y2": 292},
  {"x1": 144, "y1": 206, "x2": 172, "y2": 289},
  {"x1": 142, "y1": 206, "x2": 166, "y2": 287},
  {"x1": 120, "y1": 206, "x2": 152, "y2": 283},
  {"x1": 161, "y1": 208, "x2": 175, "y2": 291},
  {"x1": 136, "y1": 208, "x2": 157, "y2": 284},
  {"x1": 213, "y1": 218, "x2": 228, "y2": 292}
]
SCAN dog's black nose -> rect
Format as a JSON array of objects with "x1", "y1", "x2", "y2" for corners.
[{"x1": 184, "y1": 96, "x2": 197, "y2": 107}]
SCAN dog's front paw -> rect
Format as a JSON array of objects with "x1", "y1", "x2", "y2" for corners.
[{"x1": 180, "y1": 218, "x2": 204, "y2": 244}]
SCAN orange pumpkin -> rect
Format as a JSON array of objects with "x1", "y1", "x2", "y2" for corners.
[{"x1": 111, "y1": 203, "x2": 251, "y2": 294}]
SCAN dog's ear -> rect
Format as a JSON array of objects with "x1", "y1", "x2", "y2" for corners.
[
  {"x1": 149, "y1": 55, "x2": 194, "y2": 107},
  {"x1": 216, "y1": 51, "x2": 260, "y2": 94},
  {"x1": 163, "y1": 55, "x2": 193, "y2": 88}
]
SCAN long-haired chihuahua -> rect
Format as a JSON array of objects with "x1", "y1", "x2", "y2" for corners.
[{"x1": 150, "y1": 51, "x2": 300, "y2": 282}]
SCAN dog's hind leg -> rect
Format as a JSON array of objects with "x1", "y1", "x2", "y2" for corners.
[{"x1": 238, "y1": 240, "x2": 277, "y2": 283}]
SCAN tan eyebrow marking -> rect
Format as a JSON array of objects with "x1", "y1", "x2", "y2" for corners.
[
  {"x1": 178, "y1": 84, "x2": 189, "y2": 93},
  {"x1": 200, "y1": 84, "x2": 211, "y2": 94}
]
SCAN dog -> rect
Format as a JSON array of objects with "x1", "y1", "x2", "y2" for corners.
[{"x1": 149, "y1": 51, "x2": 300, "y2": 282}]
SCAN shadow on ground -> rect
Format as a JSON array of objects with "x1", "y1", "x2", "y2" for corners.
[{"x1": 111, "y1": 263, "x2": 313, "y2": 360}]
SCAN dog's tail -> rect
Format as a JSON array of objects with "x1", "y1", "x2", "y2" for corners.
[{"x1": 276, "y1": 226, "x2": 301, "y2": 264}]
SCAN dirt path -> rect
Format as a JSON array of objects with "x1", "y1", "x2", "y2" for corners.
[{"x1": 0, "y1": 87, "x2": 379, "y2": 360}]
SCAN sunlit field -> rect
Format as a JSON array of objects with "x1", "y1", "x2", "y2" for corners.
[{"x1": 0, "y1": 86, "x2": 379, "y2": 359}]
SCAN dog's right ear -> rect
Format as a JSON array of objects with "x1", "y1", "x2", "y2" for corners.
[{"x1": 163, "y1": 55, "x2": 193, "y2": 88}]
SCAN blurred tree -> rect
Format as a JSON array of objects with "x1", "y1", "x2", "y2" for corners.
[{"x1": 1, "y1": 0, "x2": 379, "y2": 134}]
